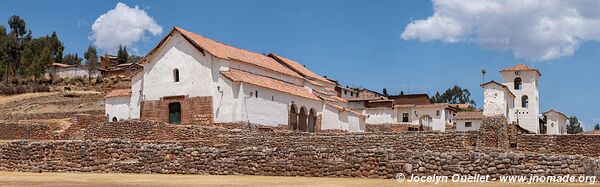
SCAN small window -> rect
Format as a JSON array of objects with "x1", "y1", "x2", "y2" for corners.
[
  {"x1": 112, "y1": 117, "x2": 118, "y2": 122},
  {"x1": 173, "y1": 69, "x2": 180, "y2": 82},
  {"x1": 271, "y1": 96, "x2": 274, "y2": 101},
  {"x1": 402, "y1": 113, "x2": 409, "y2": 122},
  {"x1": 350, "y1": 92, "x2": 353, "y2": 96},
  {"x1": 436, "y1": 110, "x2": 440, "y2": 116},
  {"x1": 514, "y1": 77, "x2": 522, "y2": 90},
  {"x1": 344, "y1": 90, "x2": 347, "y2": 94},
  {"x1": 255, "y1": 90, "x2": 258, "y2": 98},
  {"x1": 521, "y1": 95, "x2": 529, "y2": 108},
  {"x1": 465, "y1": 122, "x2": 472, "y2": 128}
]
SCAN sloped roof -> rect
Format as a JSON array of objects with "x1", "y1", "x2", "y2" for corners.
[
  {"x1": 326, "y1": 103, "x2": 367, "y2": 117},
  {"x1": 455, "y1": 111, "x2": 483, "y2": 120},
  {"x1": 480, "y1": 80, "x2": 516, "y2": 98},
  {"x1": 105, "y1": 89, "x2": 131, "y2": 98},
  {"x1": 387, "y1": 94, "x2": 431, "y2": 105},
  {"x1": 141, "y1": 27, "x2": 302, "y2": 79},
  {"x1": 221, "y1": 69, "x2": 321, "y2": 101},
  {"x1": 268, "y1": 53, "x2": 334, "y2": 84},
  {"x1": 544, "y1": 109, "x2": 568, "y2": 118},
  {"x1": 501, "y1": 64, "x2": 541, "y2": 76}
]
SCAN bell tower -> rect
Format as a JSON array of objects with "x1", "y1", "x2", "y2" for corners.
[{"x1": 500, "y1": 64, "x2": 541, "y2": 133}]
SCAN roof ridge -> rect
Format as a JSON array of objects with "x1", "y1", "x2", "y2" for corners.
[
  {"x1": 175, "y1": 27, "x2": 270, "y2": 59},
  {"x1": 222, "y1": 68, "x2": 302, "y2": 87}
]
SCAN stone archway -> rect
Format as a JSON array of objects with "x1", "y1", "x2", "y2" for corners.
[
  {"x1": 419, "y1": 115, "x2": 433, "y2": 131},
  {"x1": 298, "y1": 107, "x2": 308, "y2": 131},
  {"x1": 289, "y1": 104, "x2": 298, "y2": 130},
  {"x1": 308, "y1": 108, "x2": 316, "y2": 132}
]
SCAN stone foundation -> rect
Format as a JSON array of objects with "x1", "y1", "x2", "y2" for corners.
[
  {"x1": 0, "y1": 139, "x2": 598, "y2": 179},
  {"x1": 479, "y1": 116, "x2": 509, "y2": 149},
  {"x1": 140, "y1": 96, "x2": 213, "y2": 125}
]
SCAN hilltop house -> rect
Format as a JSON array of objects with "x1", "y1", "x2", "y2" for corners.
[
  {"x1": 105, "y1": 27, "x2": 366, "y2": 132},
  {"x1": 45, "y1": 63, "x2": 100, "y2": 79}
]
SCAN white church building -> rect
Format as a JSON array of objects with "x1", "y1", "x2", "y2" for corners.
[
  {"x1": 105, "y1": 27, "x2": 366, "y2": 132},
  {"x1": 476, "y1": 64, "x2": 568, "y2": 134}
]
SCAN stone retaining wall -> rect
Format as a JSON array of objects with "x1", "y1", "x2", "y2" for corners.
[
  {"x1": 0, "y1": 123, "x2": 60, "y2": 140},
  {"x1": 0, "y1": 110, "x2": 103, "y2": 121},
  {"x1": 515, "y1": 134, "x2": 600, "y2": 157},
  {"x1": 0, "y1": 139, "x2": 598, "y2": 179},
  {"x1": 366, "y1": 123, "x2": 432, "y2": 133}
]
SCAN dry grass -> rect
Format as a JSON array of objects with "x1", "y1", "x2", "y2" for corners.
[
  {"x1": 0, "y1": 172, "x2": 592, "y2": 187},
  {"x1": 0, "y1": 92, "x2": 59, "y2": 106}
]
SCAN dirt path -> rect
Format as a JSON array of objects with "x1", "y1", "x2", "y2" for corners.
[{"x1": 0, "y1": 172, "x2": 591, "y2": 187}]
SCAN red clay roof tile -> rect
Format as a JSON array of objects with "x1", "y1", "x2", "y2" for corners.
[{"x1": 221, "y1": 69, "x2": 321, "y2": 101}]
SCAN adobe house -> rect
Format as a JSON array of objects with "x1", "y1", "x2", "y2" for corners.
[{"x1": 105, "y1": 27, "x2": 366, "y2": 132}]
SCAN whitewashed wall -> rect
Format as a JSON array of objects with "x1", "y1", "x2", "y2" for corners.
[
  {"x1": 347, "y1": 113, "x2": 365, "y2": 132},
  {"x1": 502, "y1": 71, "x2": 540, "y2": 133},
  {"x1": 412, "y1": 107, "x2": 446, "y2": 131},
  {"x1": 142, "y1": 32, "x2": 214, "y2": 101},
  {"x1": 483, "y1": 84, "x2": 509, "y2": 117},
  {"x1": 322, "y1": 105, "x2": 342, "y2": 130},
  {"x1": 105, "y1": 96, "x2": 131, "y2": 121},
  {"x1": 237, "y1": 83, "x2": 322, "y2": 127},
  {"x1": 455, "y1": 119, "x2": 482, "y2": 131},
  {"x1": 545, "y1": 113, "x2": 568, "y2": 135},
  {"x1": 364, "y1": 108, "x2": 396, "y2": 124},
  {"x1": 129, "y1": 73, "x2": 143, "y2": 119}
]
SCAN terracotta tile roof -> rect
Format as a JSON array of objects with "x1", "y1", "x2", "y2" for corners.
[
  {"x1": 141, "y1": 27, "x2": 302, "y2": 79},
  {"x1": 268, "y1": 53, "x2": 334, "y2": 84},
  {"x1": 480, "y1": 80, "x2": 516, "y2": 98},
  {"x1": 346, "y1": 97, "x2": 387, "y2": 101},
  {"x1": 450, "y1": 103, "x2": 472, "y2": 109},
  {"x1": 177, "y1": 27, "x2": 303, "y2": 79},
  {"x1": 105, "y1": 89, "x2": 131, "y2": 98},
  {"x1": 326, "y1": 103, "x2": 367, "y2": 117},
  {"x1": 543, "y1": 109, "x2": 568, "y2": 118},
  {"x1": 455, "y1": 111, "x2": 483, "y2": 120},
  {"x1": 221, "y1": 69, "x2": 321, "y2": 101},
  {"x1": 501, "y1": 64, "x2": 541, "y2": 76}
]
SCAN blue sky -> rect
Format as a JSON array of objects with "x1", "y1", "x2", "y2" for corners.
[{"x1": 1, "y1": 0, "x2": 599, "y2": 130}]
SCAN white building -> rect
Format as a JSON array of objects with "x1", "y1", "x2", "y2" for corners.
[
  {"x1": 105, "y1": 27, "x2": 366, "y2": 132},
  {"x1": 454, "y1": 111, "x2": 483, "y2": 132},
  {"x1": 480, "y1": 64, "x2": 568, "y2": 134},
  {"x1": 500, "y1": 64, "x2": 541, "y2": 133},
  {"x1": 46, "y1": 63, "x2": 101, "y2": 79},
  {"x1": 349, "y1": 94, "x2": 457, "y2": 132},
  {"x1": 543, "y1": 110, "x2": 568, "y2": 135}
]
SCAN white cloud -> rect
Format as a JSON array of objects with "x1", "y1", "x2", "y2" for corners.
[
  {"x1": 90, "y1": 2, "x2": 163, "y2": 52},
  {"x1": 401, "y1": 0, "x2": 600, "y2": 61}
]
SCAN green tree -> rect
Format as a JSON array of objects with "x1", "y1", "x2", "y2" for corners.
[
  {"x1": 117, "y1": 45, "x2": 129, "y2": 64},
  {"x1": 382, "y1": 88, "x2": 388, "y2": 96},
  {"x1": 62, "y1": 53, "x2": 82, "y2": 65},
  {"x1": 567, "y1": 116, "x2": 584, "y2": 134},
  {"x1": 594, "y1": 124, "x2": 600, "y2": 131},
  {"x1": 430, "y1": 85, "x2": 476, "y2": 105},
  {"x1": 8, "y1": 15, "x2": 28, "y2": 38},
  {"x1": 48, "y1": 32, "x2": 63, "y2": 64},
  {"x1": 0, "y1": 16, "x2": 62, "y2": 83},
  {"x1": 127, "y1": 55, "x2": 143, "y2": 64},
  {"x1": 84, "y1": 45, "x2": 98, "y2": 76}
]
